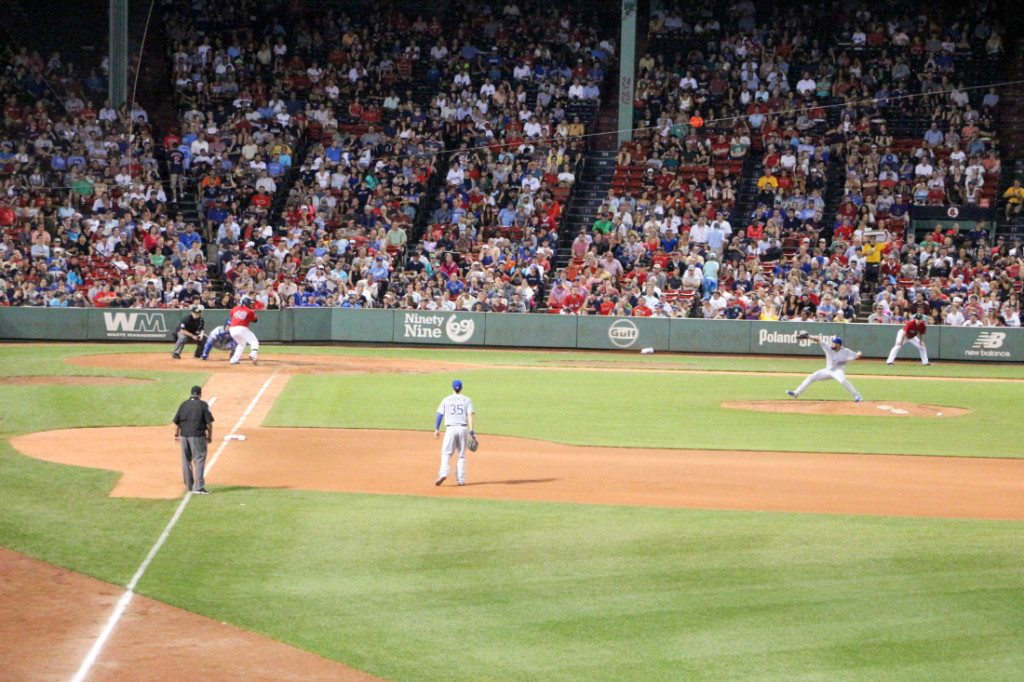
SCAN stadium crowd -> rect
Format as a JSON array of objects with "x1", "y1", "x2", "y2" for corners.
[
  {"x1": 0, "y1": 0, "x2": 1020, "y2": 327},
  {"x1": 556, "y1": 0, "x2": 1022, "y2": 326}
]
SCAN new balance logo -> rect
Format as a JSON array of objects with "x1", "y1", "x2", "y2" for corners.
[{"x1": 970, "y1": 332, "x2": 1006, "y2": 350}]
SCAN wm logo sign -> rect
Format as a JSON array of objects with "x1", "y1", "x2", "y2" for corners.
[
  {"x1": 970, "y1": 332, "x2": 1006, "y2": 350},
  {"x1": 102, "y1": 312, "x2": 168, "y2": 338}
]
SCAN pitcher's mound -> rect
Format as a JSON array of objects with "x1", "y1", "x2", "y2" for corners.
[{"x1": 722, "y1": 400, "x2": 970, "y2": 418}]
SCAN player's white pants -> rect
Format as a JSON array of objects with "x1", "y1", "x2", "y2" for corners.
[
  {"x1": 793, "y1": 368, "x2": 862, "y2": 401},
  {"x1": 438, "y1": 425, "x2": 468, "y2": 484},
  {"x1": 886, "y1": 330, "x2": 928, "y2": 364},
  {"x1": 228, "y1": 326, "x2": 259, "y2": 363}
]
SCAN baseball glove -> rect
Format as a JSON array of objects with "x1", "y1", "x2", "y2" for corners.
[
  {"x1": 468, "y1": 433, "x2": 479, "y2": 452},
  {"x1": 796, "y1": 331, "x2": 810, "y2": 340}
]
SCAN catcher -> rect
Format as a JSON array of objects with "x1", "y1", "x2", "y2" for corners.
[
  {"x1": 172, "y1": 305, "x2": 206, "y2": 359},
  {"x1": 434, "y1": 379, "x2": 477, "y2": 486},
  {"x1": 787, "y1": 333, "x2": 864, "y2": 402}
]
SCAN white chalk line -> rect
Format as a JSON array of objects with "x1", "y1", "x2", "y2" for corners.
[{"x1": 70, "y1": 374, "x2": 277, "y2": 682}]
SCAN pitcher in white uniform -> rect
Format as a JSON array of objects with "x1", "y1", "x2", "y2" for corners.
[
  {"x1": 787, "y1": 335, "x2": 863, "y2": 402},
  {"x1": 434, "y1": 379, "x2": 476, "y2": 486}
]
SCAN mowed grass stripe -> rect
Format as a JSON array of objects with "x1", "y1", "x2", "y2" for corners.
[
  {"x1": 138, "y1": 491, "x2": 1024, "y2": 681},
  {"x1": 266, "y1": 370, "x2": 1022, "y2": 458}
]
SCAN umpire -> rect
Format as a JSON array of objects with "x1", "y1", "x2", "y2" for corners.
[
  {"x1": 173, "y1": 385, "x2": 215, "y2": 494},
  {"x1": 172, "y1": 305, "x2": 206, "y2": 359}
]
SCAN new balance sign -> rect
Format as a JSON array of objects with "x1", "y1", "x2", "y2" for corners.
[
  {"x1": 965, "y1": 331, "x2": 1009, "y2": 358},
  {"x1": 102, "y1": 312, "x2": 169, "y2": 339}
]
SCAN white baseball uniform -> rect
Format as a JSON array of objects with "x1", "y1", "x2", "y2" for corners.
[
  {"x1": 792, "y1": 339, "x2": 862, "y2": 400},
  {"x1": 437, "y1": 393, "x2": 474, "y2": 485}
]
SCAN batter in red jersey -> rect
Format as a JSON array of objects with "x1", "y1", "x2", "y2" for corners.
[
  {"x1": 886, "y1": 313, "x2": 929, "y2": 366},
  {"x1": 228, "y1": 296, "x2": 260, "y2": 365}
]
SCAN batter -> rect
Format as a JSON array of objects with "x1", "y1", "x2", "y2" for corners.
[
  {"x1": 434, "y1": 379, "x2": 476, "y2": 486},
  {"x1": 787, "y1": 335, "x2": 863, "y2": 402},
  {"x1": 228, "y1": 297, "x2": 260, "y2": 365}
]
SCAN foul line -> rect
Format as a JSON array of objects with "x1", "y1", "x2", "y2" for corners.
[{"x1": 69, "y1": 374, "x2": 277, "y2": 682}]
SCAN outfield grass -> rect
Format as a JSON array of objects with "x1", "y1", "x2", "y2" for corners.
[
  {"x1": 268, "y1": 370, "x2": 1023, "y2": 458},
  {"x1": 139, "y1": 491, "x2": 1024, "y2": 682},
  {"x1": 2, "y1": 344, "x2": 1023, "y2": 681}
]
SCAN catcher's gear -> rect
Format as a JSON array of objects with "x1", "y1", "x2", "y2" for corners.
[
  {"x1": 467, "y1": 433, "x2": 479, "y2": 452},
  {"x1": 795, "y1": 331, "x2": 810, "y2": 340}
]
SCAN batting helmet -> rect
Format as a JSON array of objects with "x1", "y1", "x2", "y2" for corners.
[
  {"x1": 914, "y1": 313, "x2": 926, "y2": 321},
  {"x1": 832, "y1": 337, "x2": 844, "y2": 346}
]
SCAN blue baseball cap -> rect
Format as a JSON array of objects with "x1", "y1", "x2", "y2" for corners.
[
  {"x1": 452, "y1": 379, "x2": 463, "y2": 391},
  {"x1": 832, "y1": 337, "x2": 843, "y2": 346}
]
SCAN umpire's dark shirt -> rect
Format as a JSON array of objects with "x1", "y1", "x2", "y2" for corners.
[
  {"x1": 179, "y1": 314, "x2": 205, "y2": 335},
  {"x1": 173, "y1": 397, "x2": 214, "y2": 437}
]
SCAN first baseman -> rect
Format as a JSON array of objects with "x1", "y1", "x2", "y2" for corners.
[
  {"x1": 434, "y1": 379, "x2": 475, "y2": 486},
  {"x1": 886, "y1": 314, "x2": 930, "y2": 366},
  {"x1": 787, "y1": 335, "x2": 863, "y2": 402}
]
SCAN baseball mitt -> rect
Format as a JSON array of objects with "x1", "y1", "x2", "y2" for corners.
[
  {"x1": 796, "y1": 331, "x2": 810, "y2": 340},
  {"x1": 468, "y1": 433, "x2": 479, "y2": 452}
]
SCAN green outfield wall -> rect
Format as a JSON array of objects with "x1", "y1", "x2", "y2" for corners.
[{"x1": 1, "y1": 309, "x2": 1022, "y2": 362}]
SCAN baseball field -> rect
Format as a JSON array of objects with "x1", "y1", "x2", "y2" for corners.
[{"x1": 2, "y1": 343, "x2": 1024, "y2": 680}]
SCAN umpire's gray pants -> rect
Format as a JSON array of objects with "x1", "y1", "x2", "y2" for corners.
[
  {"x1": 181, "y1": 436, "x2": 208, "y2": 492},
  {"x1": 173, "y1": 331, "x2": 200, "y2": 357}
]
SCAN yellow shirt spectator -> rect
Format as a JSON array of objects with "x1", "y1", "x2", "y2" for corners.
[
  {"x1": 862, "y1": 242, "x2": 883, "y2": 264},
  {"x1": 757, "y1": 174, "x2": 779, "y2": 191}
]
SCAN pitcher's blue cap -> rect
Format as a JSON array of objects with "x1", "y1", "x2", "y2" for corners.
[
  {"x1": 452, "y1": 379, "x2": 463, "y2": 391},
  {"x1": 832, "y1": 337, "x2": 843, "y2": 346}
]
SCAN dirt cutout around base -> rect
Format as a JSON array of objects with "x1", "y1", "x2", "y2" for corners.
[
  {"x1": 0, "y1": 548, "x2": 379, "y2": 682},
  {"x1": 0, "y1": 376, "x2": 149, "y2": 387},
  {"x1": 15, "y1": 423, "x2": 1024, "y2": 520},
  {"x1": 723, "y1": 400, "x2": 971, "y2": 418}
]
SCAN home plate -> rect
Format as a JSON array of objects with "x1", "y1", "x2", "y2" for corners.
[{"x1": 224, "y1": 434, "x2": 247, "y2": 441}]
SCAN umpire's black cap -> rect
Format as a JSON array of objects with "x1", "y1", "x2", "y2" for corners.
[{"x1": 190, "y1": 385, "x2": 202, "y2": 397}]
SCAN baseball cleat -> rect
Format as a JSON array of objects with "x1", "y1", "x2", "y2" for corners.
[
  {"x1": 457, "y1": 481, "x2": 465, "y2": 486},
  {"x1": 886, "y1": 362, "x2": 893, "y2": 366},
  {"x1": 922, "y1": 362, "x2": 930, "y2": 366},
  {"x1": 172, "y1": 353, "x2": 181, "y2": 359},
  {"x1": 786, "y1": 390, "x2": 797, "y2": 398},
  {"x1": 229, "y1": 361, "x2": 239, "y2": 365},
  {"x1": 435, "y1": 476, "x2": 446, "y2": 486},
  {"x1": 198, "y1": 356, "x2": 207, "y2": 361},
  {"x1": 854, "y1": 397, "x2": 863, "y2": 403},
  {"x1": 193, "y1": 488, "x2": 211, "y2": 495},
  {"x1": 250, "y1": 354, "x2": 258, "y2": 366}
]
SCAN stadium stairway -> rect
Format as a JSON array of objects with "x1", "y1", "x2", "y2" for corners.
[{"x1": 554, "y1": 150, "x2": 617, "y2": 270}]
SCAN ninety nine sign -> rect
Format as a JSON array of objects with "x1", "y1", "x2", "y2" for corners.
[
  {"x1": 102, "y1": 312, "x2": 168, "y2": 339},
  {"x1": 401, "y1": 312, "x2": 476, "y2": 344}
]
